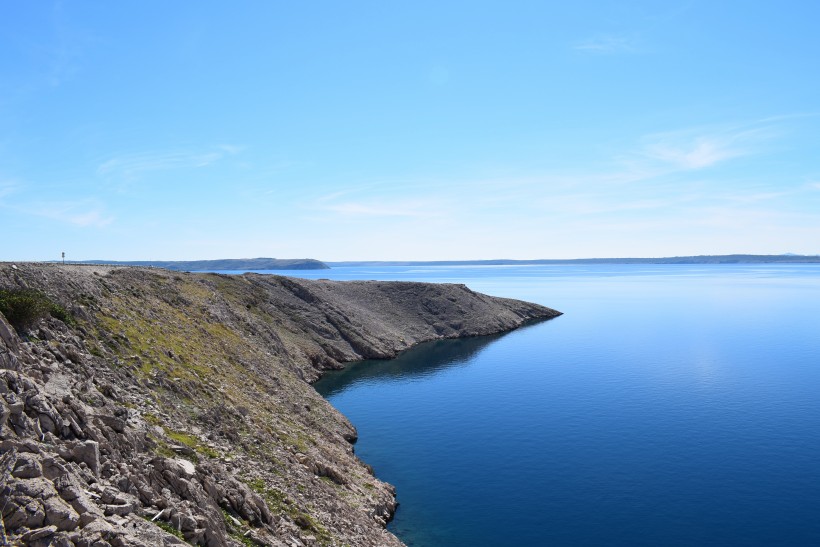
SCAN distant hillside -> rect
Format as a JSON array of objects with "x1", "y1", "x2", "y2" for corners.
[
  {"x1": 329, "y1": 254, "x2": 820, "y2": 266},
  {"x1": 78, "y1": 257, "x2": 330, "y2": 271}
]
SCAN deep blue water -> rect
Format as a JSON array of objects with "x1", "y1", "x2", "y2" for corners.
[{"x1": 253, "y1": 265, "x2": 820, "y2": 546}]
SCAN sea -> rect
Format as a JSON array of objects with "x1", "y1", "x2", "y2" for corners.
[{"x1": 223, "y1": 264, "x2": 820, "y2": 546}]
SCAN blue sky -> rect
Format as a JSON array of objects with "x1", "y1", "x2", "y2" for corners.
[{"x1": 2, "y1": 1, "x2": 819, "y2": 261}]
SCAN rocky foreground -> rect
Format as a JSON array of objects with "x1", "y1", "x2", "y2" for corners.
[{"x1": 0, "y1": 263, "x2": 560, "y2": 546}]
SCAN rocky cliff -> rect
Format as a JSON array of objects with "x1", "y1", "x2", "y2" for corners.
[{"x1": 0, "y1": 263, "x2": 560, "y2": 546}]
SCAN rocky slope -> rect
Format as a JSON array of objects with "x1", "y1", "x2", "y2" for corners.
[{"x1": 0, "y1": 263, "x2": 560, "y2": 546}]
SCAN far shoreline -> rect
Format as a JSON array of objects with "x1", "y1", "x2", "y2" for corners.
[{"x1": 327, "y1": 254, "x2": 820, "y2": 266}]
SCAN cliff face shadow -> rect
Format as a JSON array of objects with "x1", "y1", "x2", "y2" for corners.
[
  {"x1": 314, "y1": 334, "x2": 503, "y2": 398},
  {"x1": 314, "y1": 320, "x2": 548, "y2": 398}
]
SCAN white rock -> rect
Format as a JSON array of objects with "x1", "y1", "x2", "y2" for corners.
[{"x1": 174, "y1": 458, "x2": 196, "y2": 476}]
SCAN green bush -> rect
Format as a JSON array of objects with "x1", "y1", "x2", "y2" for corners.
[{"x1": 0, "y1": 288, "x2": 74, "y2": 333}]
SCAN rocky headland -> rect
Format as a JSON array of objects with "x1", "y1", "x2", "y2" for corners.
[{"x1": 0, "y1": 263, "x2": 560, "y2": 546}]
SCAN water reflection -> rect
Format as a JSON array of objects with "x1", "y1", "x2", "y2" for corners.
[{"x1": 314, "y1": 330, "x2": 514, "y2": 398}]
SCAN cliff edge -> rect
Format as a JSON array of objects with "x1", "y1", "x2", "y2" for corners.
[{"x1": 0, "y1": 263, "x2": 560, "y2": 546}]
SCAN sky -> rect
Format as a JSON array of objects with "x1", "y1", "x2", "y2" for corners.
[{"x1": 2, "y1": 1, "x2": 819, "y2": 261}]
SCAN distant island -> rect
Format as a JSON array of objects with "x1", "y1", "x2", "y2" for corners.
[
  {"x1": 74, "y1": 257, "x2": 330, "y2": 271},
  {"x1": 329, "y1": 254, "x2": 820, "y2": 266},
  {"x1": 55, "y1": 255, "x2": 820, "y2": 272}
]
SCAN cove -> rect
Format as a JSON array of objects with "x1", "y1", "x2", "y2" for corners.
[{"x1": 309, "y1": 264, "x2": 820, "y2": 546}]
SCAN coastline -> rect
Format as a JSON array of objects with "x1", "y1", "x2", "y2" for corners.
[{"x1": 0, "y1": 263, "x2": 559, "y2": 546}]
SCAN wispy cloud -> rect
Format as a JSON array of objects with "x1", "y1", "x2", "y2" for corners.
[
  {"x1": 573, "y1": 34, "x2": 638, "y2": 54},
  {"x1": 47, "y1": 39, "x2": 82, "y2": 87},
  {"x1": 718, "y1": 190, "x2": 789, "y2": 204},
  {"x1": 316, "y1": 199, "x2": 443, "y2": 218},
  {"x1": 0, "y1": 180, "x2": 19, "y2": 201},
  {"x1": 45, "y1": 1, "x2": 96, "y2": 87},
  {"x1": 643, "y1": 137, "x2": 745, "y2": 169},
  {"x1": 7, "y1": 198, "x2": 113, "y2": 228},
  {"x1": 308, "y1": 182, "x2": 453, "y2": 219},
  {"x1": 60, "y1": 208, "x2": 113, "y2": 227},
  {"x1": 216, "y1": 144, "x2": 243, "y2": 155},
  {"x1": 539, "y1": 192, "x2": 701, "y2": 216},
  {"x1": 97, "y1": 146, "x2": 241, "y2": 181},
  {"x1": 634, "y1": 121, "x2": 780, "y2": 171},
  {"x1": 39, "y1": 200, "x2": 113, "y2": 227},
  {"x1": 295, "y1": 113, "x2": 809, "y2": 258}
]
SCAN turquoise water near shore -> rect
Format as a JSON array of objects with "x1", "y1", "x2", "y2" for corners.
[{"x1": 250, "y1": 264, "x2": 820, "y2": 546}]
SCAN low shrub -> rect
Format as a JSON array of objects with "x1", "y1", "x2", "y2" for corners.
[{"x1": 0, "y1": 288, "x2": 74, "y2": 333}]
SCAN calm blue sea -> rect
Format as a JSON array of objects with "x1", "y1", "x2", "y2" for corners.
[{"x1": 246, "y1": 264, "x2": 820, "y2": 546}]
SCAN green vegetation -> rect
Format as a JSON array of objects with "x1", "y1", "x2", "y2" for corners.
[
  {"x1": 0, "y1": 288, "x2": 74, "y2": 332},
  {"x1": 87, "y1": 342, "x2": 104, "y2": 357},
  {"x1": 95, "y1": 284, "x2": 259, "y2": 391},
  {"x1": 140, "y1": 515, "x2": 189, "y2": 543},
  {"x1": 221, "y1": 508, "x2": 257, "y2": 546},
  {"x1": 143, "y1": 412, "x2": 162, "y2": 426},
  {"x1": 144, "y1": 413, "x2": 220, "y2": 461},
  {"x1": 148, "y1": 434, "x2": 178, "y2": 459},
  {"x1": 165, "y1": 428, "x2": 220, "y2": 459},
  {"x1": 155, "y1": 520, "x2": 186, "y2": 541},
  {"x1": 276, "y1": 430, "x2": 310, "y2": 453},
  {"x1": 246, "y1": 478, "x2": 333, "y2": 545}
]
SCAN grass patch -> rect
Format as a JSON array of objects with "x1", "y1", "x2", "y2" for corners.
[
  {"x1": 166, "y1": 429, "x2": 200, "y2": 448},
  {"x1": 87, "y1": 342, "x2": 105, "y2": 357},
  {"x1": 155, "y1": 520, "x2": 186, "y2": 541},
  {"x1": 143, "y1": 412, "x2": 162, "y2": 426},
  {"x1": 221, "y1": 508, "x2": 257, "y2": 546},
  {"x1": 164, "y1": 427, "x2": 220, "y2": 459},
  {"x1": 197, "y1": 444, "x2": 220, "y2": 458},
  {"x1": 141, "y1": 515, "x2": 189, "y2": 543},
  {"x1": 246, "y1": 479, "x2": 333, "y2": 545},
  {"x1": 148, "y1": 434, "x2": 178, "y2": 459}
]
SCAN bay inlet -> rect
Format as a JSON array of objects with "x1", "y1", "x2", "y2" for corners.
[{"x1": 292, "y1": 264, "x2": 820, "y2": 546}]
